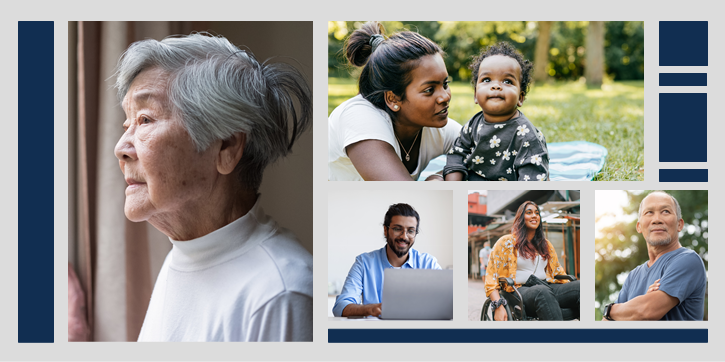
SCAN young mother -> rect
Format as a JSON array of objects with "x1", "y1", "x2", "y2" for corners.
[{"x1": 328, "y1": 22, "x2": 462, "y2": 181}]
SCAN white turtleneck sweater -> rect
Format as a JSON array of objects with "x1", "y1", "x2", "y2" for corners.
[{"x1": 137, "y1": 200, "x2": 313, "y2": 342}]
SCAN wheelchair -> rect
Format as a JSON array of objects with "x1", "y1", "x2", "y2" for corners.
[{"x1": 481, "y1": 275, "x2": 579, "y2": 321}]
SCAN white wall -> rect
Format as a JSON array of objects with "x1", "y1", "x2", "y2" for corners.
[{"x1": 327, "y1": 190, "x2": 453, "y2": 294}]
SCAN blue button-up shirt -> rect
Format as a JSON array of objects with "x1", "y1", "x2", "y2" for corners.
[{"x1": 332, "y1": 246, "x2": 441, "y2": 317}]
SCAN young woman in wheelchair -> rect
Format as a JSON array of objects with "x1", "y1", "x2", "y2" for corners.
[{"x1": 484, "y1": 201, "x2": 580, "y2": 321}]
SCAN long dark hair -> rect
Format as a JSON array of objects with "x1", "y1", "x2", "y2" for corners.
[
  {"x1": 511, "y1": 201, "x2": 550, "y2": 260},
  {"x1": 344, "y1": 21, "x2": 443, "y2": 124}
]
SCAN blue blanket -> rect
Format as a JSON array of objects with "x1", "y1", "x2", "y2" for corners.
[{"x1": 419, "y1": 141, "x2": 608, "y2": 181}]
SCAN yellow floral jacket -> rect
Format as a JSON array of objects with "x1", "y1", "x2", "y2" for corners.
[{"x1": 484, "y1": 234, "x2": 569, "y2": 297}]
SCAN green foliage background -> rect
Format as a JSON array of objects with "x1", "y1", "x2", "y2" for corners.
[
  {"x1": 594, "y1": 190, "x2": 708, "y2": 320},
  {"x1": 328, "y1": 21, "x2": 644, "y2": 82}
]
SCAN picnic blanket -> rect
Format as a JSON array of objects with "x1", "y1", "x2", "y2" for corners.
[{"x1": 419, "y1": 141, "x2": 608, "y2": 181}]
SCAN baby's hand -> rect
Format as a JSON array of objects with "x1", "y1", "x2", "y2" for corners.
[{"x1": 646, "y1": 279, "x2": 661, "y2": 294}]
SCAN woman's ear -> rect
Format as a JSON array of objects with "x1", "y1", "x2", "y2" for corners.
[
  {"x1": 384, "y1": 90, "x2": 401, "y2": 112},
  {"x1": 216, "y1": 132, "x2": 246, "y2": 175}
]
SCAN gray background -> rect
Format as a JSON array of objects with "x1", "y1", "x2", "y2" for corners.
[{"x1": 1, "y1": 0, "x2": 723, "y2": 360}]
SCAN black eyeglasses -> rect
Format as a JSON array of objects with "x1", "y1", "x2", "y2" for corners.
[{"x1": 387, "y1": 225, "x2": 417, "y2": 237}]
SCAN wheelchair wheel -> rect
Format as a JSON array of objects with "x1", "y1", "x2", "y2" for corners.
[
  {"x1": 481, "y1": 299, "x2": 491, "y2": 321},
  {"x1": 481, "y1": 299, "x2": 513, "y2": 321}
]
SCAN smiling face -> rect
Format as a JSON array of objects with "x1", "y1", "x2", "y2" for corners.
[
  {"x1": 393, "y1": 53, "x2": 451, "y2": 129},
  {"x1": 523, "y1": 203, "x2": 540, "y2": 232},
  {"x1": 474, "y1": 55, "x2": 524, "y2": 123},
  {"x1": 384, "y1": 215, "x2": 418, "y2": 258},
  {"x1": 114, "y1": 67, "x2": 219, "y2": 224},
  {"x1": 636, "y1": 192, "x2": 684, "y2": 247}
]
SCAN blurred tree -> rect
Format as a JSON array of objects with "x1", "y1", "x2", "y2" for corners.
[
  {"x1": 533, "y1": 21, "x2": 552, "y2": 83},
  {"x1": 328, "y1": 21, "x2": 645, "y2": 83},
  {"x1": 595, "y1": 190, "x2": 708, "y2": 320},
  {"x1": 435, "y1": 21, "x2": 534, "y2": 82},
  {"x1": 604, "y1": 21, "x2": 645, "y2": 80},
  {"x1": 585, "y1": 21, "x2": 604, "y2": 88}
]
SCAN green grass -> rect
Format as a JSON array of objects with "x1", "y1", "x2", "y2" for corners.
[{"x1": 328, "y1": 78, "x2": 644, "y2": 181}]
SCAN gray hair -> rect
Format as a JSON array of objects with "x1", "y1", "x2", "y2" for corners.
[
  {"x1": 638, "y1": 191, "x2": 682, "y2": 221},
  {"x1": 114, "y1": 32, "x2": 311, "y2": 191}
]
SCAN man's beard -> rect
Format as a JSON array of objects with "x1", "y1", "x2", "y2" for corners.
[
  {"x1": 386, "y1": 235, "x2": 412, "y2": 258},
  {"x1": 645, "y1": 233, "x2": 673, "y2": 247}
]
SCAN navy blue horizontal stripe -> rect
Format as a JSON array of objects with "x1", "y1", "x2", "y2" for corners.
[
  {"x1": 659, "y1": 93, "x2": 706, "y2": 162},
  {"x1": 18, "y1": 21, "x2": 55, "y2": 343},
  {"x1": 660, "y1": 21, "x2": 708, "y2": 66},
  {"x1": 660, "y1": 73, "x2": 707, "y2": 86},
  {"x1": 329, "y1": 329, "x2": 707, "y2": 343},
  {"x1": 660, "y1": 169, "x2": 708, "y2": 182}
]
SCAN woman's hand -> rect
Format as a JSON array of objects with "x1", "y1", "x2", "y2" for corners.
[
  {"x1": 490, "y1": 289, "x2": 507, "y2": 321},
  {"x1": 646, "y1": 279, "x2": 661, "y2": 294},
  {"x1": 494, "y1": 305, "x2": 508, "y2": 321},
  {"x1": 347, "y1": 140, "x2": 415, "y2": 181},
  {"x1": 425, "y1": 172, "x2": 444, "y2": 181}
]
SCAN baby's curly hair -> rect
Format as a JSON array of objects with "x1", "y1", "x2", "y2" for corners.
[{"x1": 469, "y1": 41, "x2": 533, "y2": 96}]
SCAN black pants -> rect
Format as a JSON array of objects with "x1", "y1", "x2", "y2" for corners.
[{"x1": 504, "y1": 280, "x2": 580, "y2": 320}]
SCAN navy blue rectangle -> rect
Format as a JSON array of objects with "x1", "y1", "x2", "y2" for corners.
[
  {"x1": 660, "y1": 21, "x2": 708, "y2": 66},
  {"x1": 659, "y1": 93, "x2": 706, "y2": 162},
  {"x1": 18, "y1": 21, "x2": 54, "y2": 343},
  {"x1": 660, "y1": 169, "x2": 708, "y2": 182},
  {"x1": 329, "y1": 329, "x2": 707, "y2": 343},
  {"x1": 660, "y1": 73, "x2": 707, "y2": 86}
]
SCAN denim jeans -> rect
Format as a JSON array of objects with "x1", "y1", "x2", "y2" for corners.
[{"x1": 505, "y1": 280, "x2": 580, "y2": 320}]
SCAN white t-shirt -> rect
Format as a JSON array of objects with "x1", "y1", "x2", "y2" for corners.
[
  {"x1": 515, "y1": 252, "x2": 547, "y2": 284},
  {"x1": 137, "y1": 199, "x2": 313, "y2": 342},
  {"x1": 328, "y1": 94, "x2": 462, "y2": 181}
]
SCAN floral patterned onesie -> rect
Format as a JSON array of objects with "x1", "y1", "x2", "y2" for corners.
[{"x1": 443, "y1": 111, "x2": 549, "y2": 181}]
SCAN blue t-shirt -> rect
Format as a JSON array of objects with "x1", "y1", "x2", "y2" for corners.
[
  {"x1": 332, "y1": 246, "x2": 441, "y2": 317},
  {"x1": 616, "y1": 247, "x2": 706, "y2": 320}
]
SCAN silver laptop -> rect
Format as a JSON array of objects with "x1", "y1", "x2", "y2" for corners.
[{"x1": 381, "y1": 269, "x2": 453, "y2": 320}]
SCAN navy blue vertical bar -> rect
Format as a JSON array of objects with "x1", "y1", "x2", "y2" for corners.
[
  {"x1": 660, "y1": 21, "x2": 708, "y2": 66},
  {"x1": 328, "y1": 329, "x2": 708, "y2": 343},
  {"x1": 659, "y1": 73, "x2": 707, "y2": 86},
  {"x1": 660, "y1": 169, "x2": 708, "y2": 182},
  {"x1": 18, "y1": 21, "x2": 55, "y2": 343},
  {"x1": 659, "y1": 93, "x2": 706, "y2": 162}
]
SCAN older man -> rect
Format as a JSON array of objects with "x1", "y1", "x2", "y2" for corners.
[
  {"x1": 602, "y1": 191, "x2": 707, "y2": 321},
  {"x1": 332, "y1": 203, "x2": 441, "y2": 317}
]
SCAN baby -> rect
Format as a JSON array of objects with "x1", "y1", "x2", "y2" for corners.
[{"x1": 443, "y1": 42, "x2": 548, "y2": 181}]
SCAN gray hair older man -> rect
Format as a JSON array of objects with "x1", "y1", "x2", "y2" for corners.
[
  {"x1": 602, "y1": 191, "x2": 706, "y2": 321},
  {"x1": 114, "y1": 33, "x2": 312, "y2": 341}
]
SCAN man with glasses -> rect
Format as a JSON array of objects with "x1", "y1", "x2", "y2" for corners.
[{"x1": 332, "y1": 203, "x2": 441, "y2": 317}]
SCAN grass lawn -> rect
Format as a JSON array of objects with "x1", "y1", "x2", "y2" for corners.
[{"x1": 329, "y1": 77, "x2": 644, "y2": 181}]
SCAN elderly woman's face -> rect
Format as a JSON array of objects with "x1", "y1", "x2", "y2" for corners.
[{"x1": 114, "y1": 67, "x2": 219, "y2": 223}]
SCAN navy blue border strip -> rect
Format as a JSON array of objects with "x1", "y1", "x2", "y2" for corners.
[
  {"x1": 659, "y1": 21, "x2": 708, "y2": 66},
  {"x1": 329, "y1": 329, "x2": 707, "y2": 343},
  {"x1": 659, "y1": 73, "x2": 707, "y2": 86},
  {"x1": 18, "y1": 21, "x2": 55, "y2": 343},
  {"x1": 659, "y1": 93, "x2": 707, "y2": 162},
  {"x1": 660, "y1": 169, "x2": 708, "y2": 182}
]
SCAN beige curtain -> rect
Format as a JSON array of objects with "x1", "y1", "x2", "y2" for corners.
[{"x1": 69, "y1": 21, "x2": 313, "y2": 342}]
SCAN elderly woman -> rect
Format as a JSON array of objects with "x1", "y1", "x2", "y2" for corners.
[
  {"x1": 113, "y1": 33, "x2": 312, "y2": 341},
  {"x1": 328, "y1": 21, "x2": 462, "y2": 181},
  {"x1": 485, "y1": 201, "x2": 580, "y2": 320}
]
